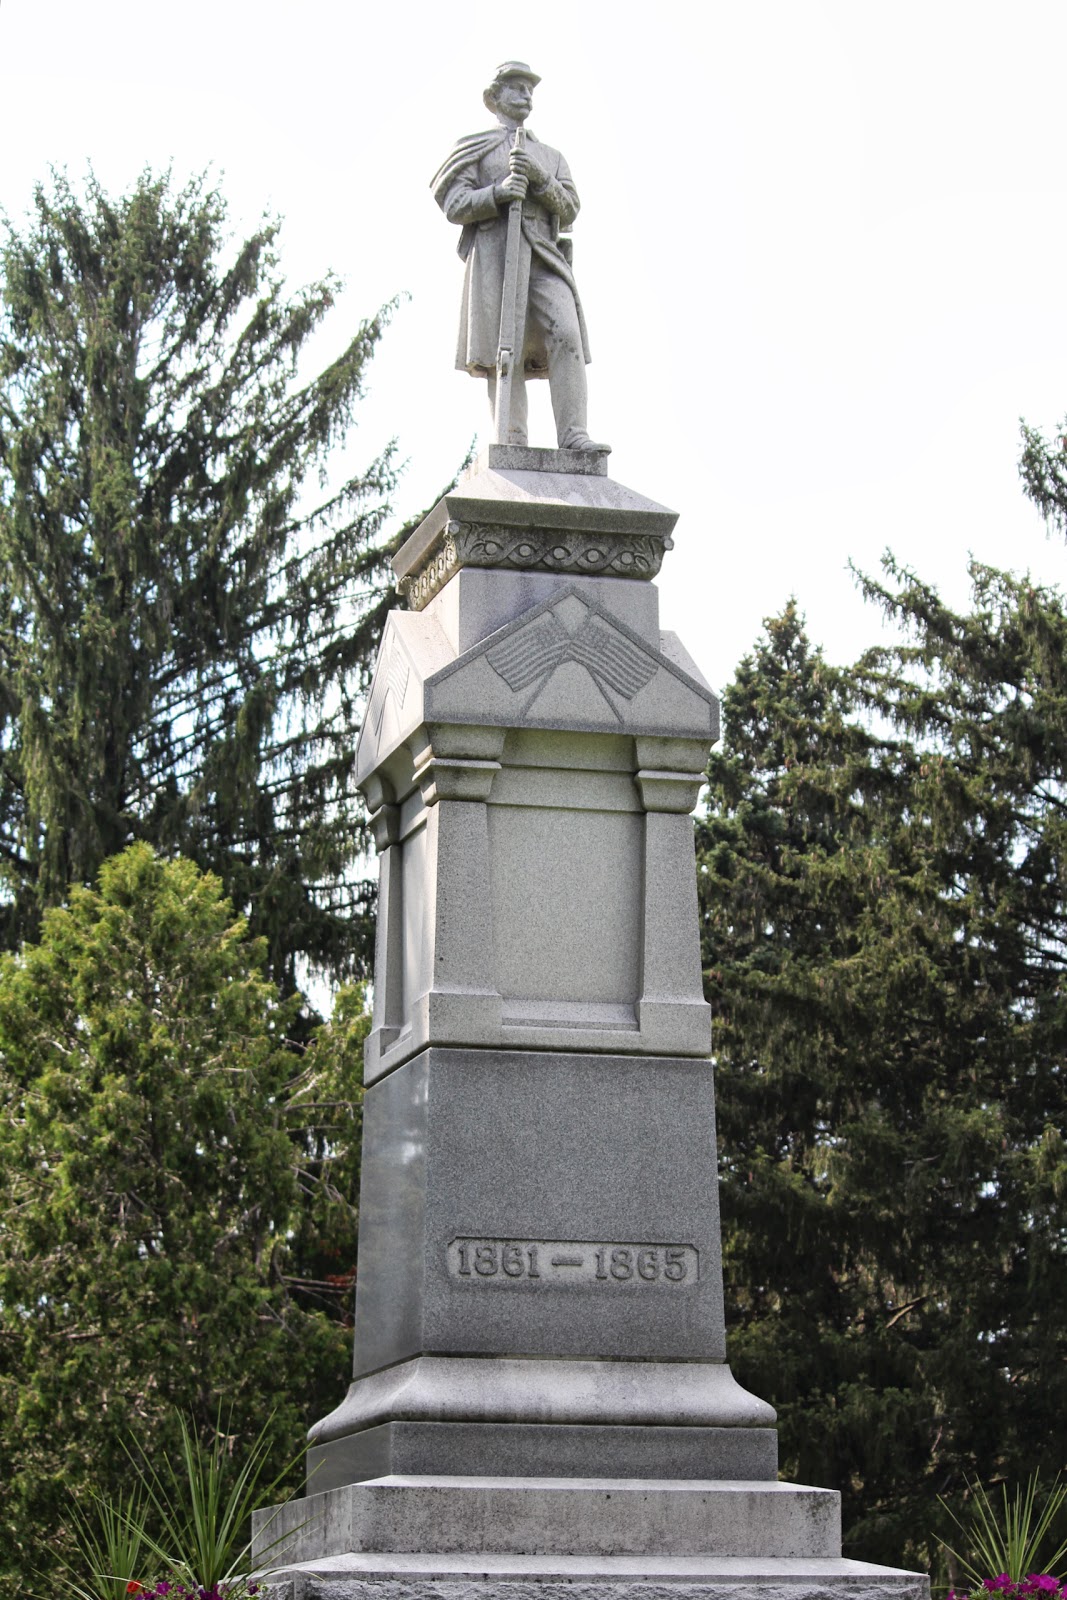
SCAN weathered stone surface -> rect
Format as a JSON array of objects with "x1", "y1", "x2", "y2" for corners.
[
  {"x1": 422, "y1": 591, "x2": 714, "y2": 739},
  {"x1": 253, "y1": 1475, "x2": 927, "y2": 1597},
  {"x1": 316, "y1": 1356, "x2": 774, "y2": 1439},
  {"x1": 355, "y1": 588, "x2": 715, "y2": 792},
  {"x1": 260, "y1": 1563, "x2": 928, "y2": 1600},
  {"x1": 306, "y1": 1420, "x2": 778, "y2": 1496},
  {"x1": 353, "y1": 595, "x2": 718, "y2": 1091},
  {"x1": 478, "y1": 444, "x2": 610, "y2": 476},
  {"x1": 254, "y1": 1476, "x2": 842, "y2": 1567}
]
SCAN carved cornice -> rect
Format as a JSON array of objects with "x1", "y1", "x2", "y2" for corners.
[{"x1": 397, "y1": 519, "x2": 674, "y2": 612}]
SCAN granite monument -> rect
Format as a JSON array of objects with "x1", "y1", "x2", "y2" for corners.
[{"x1": 252, "y1": 62, "x2": 929, "y2": 1600}]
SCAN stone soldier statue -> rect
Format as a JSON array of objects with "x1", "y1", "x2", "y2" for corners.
[{"x1": 431, "y1": 61, "x2": 608, "y2": 453}]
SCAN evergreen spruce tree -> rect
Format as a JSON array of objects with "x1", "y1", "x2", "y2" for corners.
[
  {"x1": 1019, "y1": 419, "x2": 1067, "y2": 539},
  {"x1": 0, "y1": 169, "x2": 400, "y2": 985},
  {"x1": 700, "y1": 578, "x2": 1067, "y2": 1576}
]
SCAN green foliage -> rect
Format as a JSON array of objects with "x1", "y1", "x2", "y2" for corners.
[
  {"x1": 1019, "y1": 421, "x2": 1067, "y2": 543},
  {"x1": 0, "y1": 167, "x2": 399, "y2": 984},
  {"x1": 49, "y1": 1487, "x2": 151, "y2": 1600},
  {"x1": 0, "y1": 845, "x2": 366, "y2": 1597},
  {"x1": 940, "y1": 1474, "x2": 1067, "y2": 1588},
  {"x1": 43, "y1": 1409, "x2": 302, "y2": 1598},
  {"x1": 699, "y1": 571, "x2": 1067, "y2": 1575},
  {"x1": 130, "y1": 1410, "x2": 300, "y2": 1590},
  {"x1": 281, "y1": 983, "x2": 369, "y2": 1327}
]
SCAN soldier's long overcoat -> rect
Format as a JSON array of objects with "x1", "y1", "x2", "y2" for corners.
[{"x1": 431, "y1": 126, "x2": 592, "y2": 378}]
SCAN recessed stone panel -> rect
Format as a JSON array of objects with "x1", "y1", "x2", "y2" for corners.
[
  {"x1": 400, "y1": 817, "x2": 431, "y2": 1023},
  {"x1": 488, "y1": 803, "x2": 641, "y2": 1011}
]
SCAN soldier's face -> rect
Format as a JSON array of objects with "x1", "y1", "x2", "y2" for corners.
[{"x1": 495, "y1": 79, "x2": 534, "y2": 121}]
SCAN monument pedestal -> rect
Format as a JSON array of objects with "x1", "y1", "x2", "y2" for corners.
[
  {"x1": 305, "y1": 1044, "x2": 776, "y2": 1494},
  {"x1": 253, "y1": 450, "x2": 927, "y2": 1599},
  {"x1": 256, "y1": 1475, "x2": 926, "y2": 1599}
]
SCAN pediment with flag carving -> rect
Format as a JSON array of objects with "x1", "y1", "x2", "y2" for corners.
[
  {"x1": 356, "y1": 588, "x2": 719, "y2": 787},
  {"x1": 425, "y1": 589, "x2": 718, "y2": 740}
]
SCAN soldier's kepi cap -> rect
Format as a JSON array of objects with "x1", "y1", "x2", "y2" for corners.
[
  {"x1": 491, "y1": 60, "x2": 541, "y2": 87},
  {"x1": 484, "y1": 61, "x2": 539, "y2": 111}
]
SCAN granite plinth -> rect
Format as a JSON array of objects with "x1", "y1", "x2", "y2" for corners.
[
  {"x1": 259, "y1": 1558, "x2": 928, "y2": 1600},
  {"x1": 254, "y1": 1476, "x2": 842, "y2": 1568},
  {"x1": 297, "y1": 442, "x2": 931, "y2": 1599},
  {"x1": 259, "y1": 1561, "x2": 927, "y2": 1600},
  {"x1": 476, "y1": 445, "x2": 611, "y2": 476},
  {"x1": 306, "y1": 1420, "x2": 777, "y2": 1496},
  {"x1": 253, "y1": 1478, "x2": 927, "y2": 1599}
]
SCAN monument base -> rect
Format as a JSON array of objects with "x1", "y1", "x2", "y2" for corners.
[
  {"x1": 252, "y1": 1476, "x2": 928, "y2": 1599},
  {"x1": 308, "y1": 1419, "x2": 776, "y2": 1494},
  {"x1": 261, "y1": 1558, "x2": 926, "y2": 1600}
]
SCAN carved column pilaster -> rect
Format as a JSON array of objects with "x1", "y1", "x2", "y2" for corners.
[
  {"x1": 362, "y1": 773, "x2": 405, "y2": 1060},
  {"x1": 409, "y1": 725, "x2": 505, "y2": 1049},
  {"x1": 633, "y1": 737, "x2": 711, "y2": 1056}
]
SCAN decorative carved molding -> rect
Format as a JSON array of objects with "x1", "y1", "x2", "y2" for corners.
[
  {"x1": 368, "y1": 804, "x2": 400, "y2": 851},
  {"x1": 397, "y1": 519, "x2": 673, "y2": 612},
  {"x1": 400, "y1": 530, "x2": 460, "y2": 610},
  {"x1": 634, "y1": 770, "x2": 706, "y2": 814},
  {"x1": 415, "y1": 756, "x2": 501, "y2": 806}
]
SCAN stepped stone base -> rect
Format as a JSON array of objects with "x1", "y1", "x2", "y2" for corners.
[
  {"x1": 253, "y1": 1477, "x2": 928, "y2": 1599},
  {"x1": 260, "y1": 1556, "x2": 927, "y2": 1600}
]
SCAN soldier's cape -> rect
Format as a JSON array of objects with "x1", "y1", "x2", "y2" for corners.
[
  {"x1": 431, "y1": 124, "x2": 590, "y2": 374},
  {"x1": 430, "y1": 127, "x2": 512, "y2": 260}
]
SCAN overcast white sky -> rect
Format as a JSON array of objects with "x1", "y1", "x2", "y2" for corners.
[{"x1": 3, "y1": 0, "x2": 1067, "y2": 692}]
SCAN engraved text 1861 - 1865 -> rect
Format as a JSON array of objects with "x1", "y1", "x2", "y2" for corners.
[{"x1": 448, "y1": 1238, "x2": 698, "y2": 1286}]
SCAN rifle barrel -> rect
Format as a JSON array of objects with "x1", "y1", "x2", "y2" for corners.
[{"x1": 494, "y1": 126, "x2": 527, "y2": 445}]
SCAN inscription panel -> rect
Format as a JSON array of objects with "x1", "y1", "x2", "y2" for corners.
[{"x1": 447, "y1": 1237, "x2": 698, "y2": 1287}]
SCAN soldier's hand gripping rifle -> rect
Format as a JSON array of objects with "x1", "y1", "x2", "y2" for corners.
[{"x1": 493, "y1": 126, "x2": 527, "y2": 445}]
